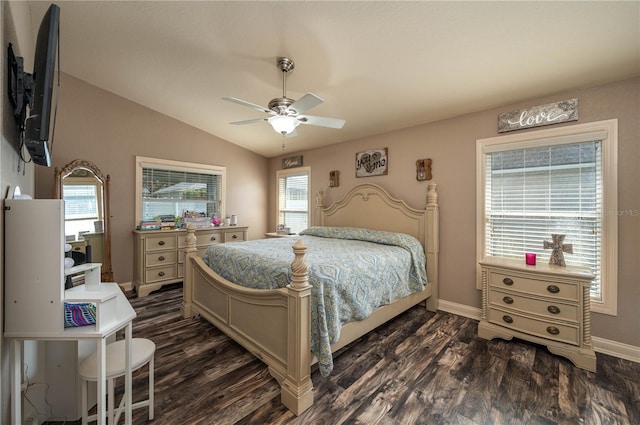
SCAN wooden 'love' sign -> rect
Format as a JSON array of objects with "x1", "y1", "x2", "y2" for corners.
[{"x1": 498, "y1": 98, "x2": 578, "y2": 133}]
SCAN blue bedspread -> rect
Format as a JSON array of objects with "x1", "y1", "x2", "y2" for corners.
[{"x1": 202, "y1": 226, "x2": 427, "y2": 376}]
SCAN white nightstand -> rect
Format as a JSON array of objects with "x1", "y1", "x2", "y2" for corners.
[{"x1": 478, "y1": 256, "x2": 596, "y2": 372}]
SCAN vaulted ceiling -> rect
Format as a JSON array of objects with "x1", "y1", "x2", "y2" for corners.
[{"x1": 28, "y1": 1, "x2": 640, "y2": 157}]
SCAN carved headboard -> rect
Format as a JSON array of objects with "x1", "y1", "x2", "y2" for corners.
[{"x1": 316, "y1": 183, "x2": 439, "y2": 290}]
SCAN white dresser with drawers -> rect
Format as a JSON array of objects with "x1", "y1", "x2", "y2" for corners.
[
  {"x1": 478, "y1": 256, "x2": 596, "y2": 371},
  {"x1": 133, "y1": 226, "x2": 248, "y2": 296}
]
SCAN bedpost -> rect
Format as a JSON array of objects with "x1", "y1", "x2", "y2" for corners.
[
  {"x1": 425, "y1": 182, "x2": 439, "y2": 312},
  {"x1": 181, "y1": 225, "x2": 198, "y2": 318},
  {"x1": 314, "y1": 189, "x2": 324, "y2": 226},
  {"x1": 281, "y1": 239, "x2": 314, "y2": 415}
]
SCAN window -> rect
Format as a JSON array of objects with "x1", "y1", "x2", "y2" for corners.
[
  {"x1": 477, "y1": 120, "x2": 618, "y2": 315},
  {"x1": 135, "y1": 157, "x2": 225, "y2": 223},
  {"x1": 277, "y1": 167, "x2": 310, "y2": 234},
  {"x1": 63, "y1": 177, "x2": 103, "y2": 237}
]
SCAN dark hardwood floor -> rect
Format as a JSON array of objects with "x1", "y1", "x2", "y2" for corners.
[{"x1": 52, "y1": 284, "x2": 639, "y2": 424}]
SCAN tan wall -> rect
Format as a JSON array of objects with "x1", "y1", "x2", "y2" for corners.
[
  {"x1": 270, "y1": 77, "x2": 640, "y2": 348},
  {"x1": 1, "y1": 2, "x2": 39, "y2": 422},
  {"x1": 35, "y1": 73, "x2": 270, "y2": 285}
]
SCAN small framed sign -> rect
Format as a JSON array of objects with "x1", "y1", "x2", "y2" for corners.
[
  {"x1": 282, "y1": 155, "x2": 303, "y2": 169},
  {"x1": 356, "y1": 148, "x2": 388, "y2": 178},
  {"x1": 498, "y1": 98, "x2": 578, "y2": 133}
]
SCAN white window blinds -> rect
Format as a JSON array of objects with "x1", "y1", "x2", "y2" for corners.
[
  {"x1": 63, "y1": 184, "x2": 100, "y2": 220},
  {"x1": 485, "y1": 141, "x2": 602, "y2": 298},
  {"x1": 278, "y1": 172, "x2": 309, "y2": 234},
  {"x1": 141, "y1": 167, "x2": 223, "y2": 220}
]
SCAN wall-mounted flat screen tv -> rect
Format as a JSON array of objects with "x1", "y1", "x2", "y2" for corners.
[{"x1": 7, "y1": 3, "x2": 60, "y2": 167}]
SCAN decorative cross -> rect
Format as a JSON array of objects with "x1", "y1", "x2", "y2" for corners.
[{"x1": 543, "y1": 234, "x2": 573, "y2": 266}]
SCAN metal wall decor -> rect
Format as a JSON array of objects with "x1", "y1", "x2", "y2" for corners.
[
  {"x1": 329, "y1": 170, "x2": 339, "y2": 187},
  {"x1": 498, "y1": 98, "x2": 578, "y2": 133},
  {"x1": 356, "y1": 148, "x2": 388, "y2": 178},
  {"x1": 416, "y1": 158, "x2": 432, "y2": 181}
]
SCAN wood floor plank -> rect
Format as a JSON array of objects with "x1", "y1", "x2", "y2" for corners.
[{"x1": 44, "y1": 286, "x2": 640, "y2": 425}]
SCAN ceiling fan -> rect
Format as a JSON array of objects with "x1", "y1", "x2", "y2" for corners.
[{"x1": 223, "y1": 57, "x2": 345, "y2": 137}]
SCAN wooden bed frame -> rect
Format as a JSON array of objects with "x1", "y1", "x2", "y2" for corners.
[{"x1": 181, "y1": 183, "x2": 439, "y2": 415}]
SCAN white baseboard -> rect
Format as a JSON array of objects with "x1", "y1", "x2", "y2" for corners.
[
  {"x1": 591, "y1": 337, "x2": 640, "y2": 363},
  {"x1": 437, "y1": 299, "x2": 640, "y2": 364},
  {"x1": 437, "y1": 299, "x2": 481, "y2": 320},
  {"x1": 119, "y1": 281, "x2": 133, "y2": 292}
]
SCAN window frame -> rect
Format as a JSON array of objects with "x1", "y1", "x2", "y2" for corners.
[
  {"x1": 135, "y1": 156, "x2": 226, "y2": 223},
  {"x1": 476, "y1": 119, "x2": 618, "y2": 315},
  {"x1": 276, "y1": 166, "x2": 311, "y2": 234}
]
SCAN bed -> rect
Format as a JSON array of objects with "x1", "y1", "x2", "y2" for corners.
[{"x1": 181, "y1": 183, "x2": 439, "y2": 415}]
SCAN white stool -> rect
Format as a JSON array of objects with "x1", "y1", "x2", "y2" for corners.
[{"x1": 79, "y1": 338, "x2": 155, "y2": 424}]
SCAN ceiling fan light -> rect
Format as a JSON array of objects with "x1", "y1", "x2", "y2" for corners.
[{"x1": 268, "y1": 115, "x2": 299, "y2": 135}]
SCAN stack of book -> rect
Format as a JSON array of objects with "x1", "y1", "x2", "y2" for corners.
[
  {"x1": 158, "y1": 215, "x2": 177, "y2": 230},
  {"x1": 136, "y1": 220, "x2": 161, "y2": 231}
]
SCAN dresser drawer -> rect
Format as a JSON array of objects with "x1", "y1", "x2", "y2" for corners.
[
  {"x1": 489, "y1": 271, "x2": 578, "y2": 302},
  {"x1": 489, "y1": 289, "x2": 579, "y2": 323},
  {"x1": 178, "y1": 247, "x2": 209, "y2": 264},
  {"x1": 145, "y1": 234, "x2": 177, "y2": 252},
  {"x1": 145, "y1": 250, "x2": 177, "y2": 267},
  {"x1": 195, "y1": 230, "x2": 223, "y2": 246},
  {"x1": 224, "y1": 230, "x2": 245, "y2": 243},
  {"x1": 487, "y1": 307, "x2": 579, "y2": 346},
  {"x1": 145, "y1": 265, "x2": 177, "y2": 283}
]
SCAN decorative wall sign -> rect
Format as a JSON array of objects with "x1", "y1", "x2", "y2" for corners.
[
  {"x1": 329, "y1": 170, "x2": 339, "y2": 187},
  {"x1": 498, "y1": 98, "x2": 578, "y2": 133},
  {"x1": 416, "y1": 158, "x2": 432, "y2": 181},
  {"x1": 282, "y1": 155, "x2": 303, "y2": 169},
  {"x1": 356, "y1": 148, "x2": 388, "y2": 178}
]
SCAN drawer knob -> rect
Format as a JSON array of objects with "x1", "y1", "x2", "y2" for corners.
[
  {"x1": 546, "y1": 326, "x2": 560, "y2": 335},
  {"x1": 503, "y1": 296, "x2": 514, "y2": 305},
  {"x1": 232, "y1": 235, "x2": 238, "y2": 239},
  {"x1": 547, "y1": 305, "x2": 561, "y2": 315},
  {"x1": 158, "y1": 271, "x2": 165, "y2": 277},
  {"x1": 158, "y1": 255, "x2": 165, "y2": 261},
  {"x1": 502, "y1": 315, "x2": 513, "y2": 324},
  {"x1": 503, "y1": 278, "x2": 514, "y2": 286},
  {"x1": 211, "y1": 236, "x2": 216, "y2": 241},
  {"x1": 547, "y1": 285, "x2": 560, "y2": 294},
  {"x1": 158, "y1": 240, "x2": 165, "y2": 246}
]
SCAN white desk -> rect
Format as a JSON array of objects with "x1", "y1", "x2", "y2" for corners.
[{"x1": 7, "y1": 282, "x2": 136, "y2": 425}]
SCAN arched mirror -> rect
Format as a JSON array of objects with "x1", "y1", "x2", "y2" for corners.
[{"x1": 54, "y1": 159, "x2": 113, "y2": 282}]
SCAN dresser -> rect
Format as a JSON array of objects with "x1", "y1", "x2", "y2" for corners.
[
  {"x1": 133, "y1": 226, "x2": 248, "y2": 296},
  {"x1": 478, "y1": 256, "x2": 596, "y2": 371}
]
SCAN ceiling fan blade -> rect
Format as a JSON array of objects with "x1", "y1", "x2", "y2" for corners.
[
  {"x1": 298, "y1": 115, "x2": 345, "y2": 129},
  {"x1": 222, "y1": 97, "x2": 272, "y2": 114},
  {"x1": 229, "y1": 118, "x2": 268, "y2": 125},
  {"x1": 288, "y1": 93, "x2": 324, "y2": 114}
]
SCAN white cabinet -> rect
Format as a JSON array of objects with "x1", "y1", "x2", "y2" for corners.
[
  {"x1": 4, "y1": 199, "x2": 136, "y2": 424},
  {"x1": 478, "y1": 256, "x2": 596, "y2": 371}
]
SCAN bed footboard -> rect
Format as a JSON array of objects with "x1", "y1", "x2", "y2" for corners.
[{"x1": 181, "y1": 227, "x2": 314, "y2": 415}]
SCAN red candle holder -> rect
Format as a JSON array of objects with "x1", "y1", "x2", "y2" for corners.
[{"x1": 525, "y1": 252, "x2": 536, "y2": 265}]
